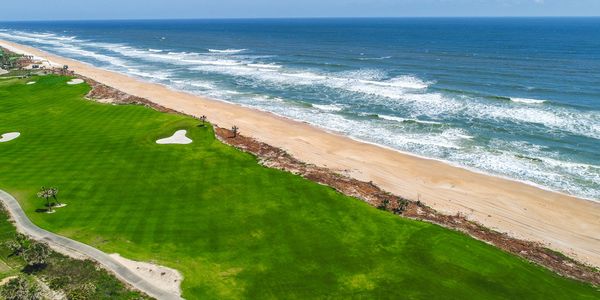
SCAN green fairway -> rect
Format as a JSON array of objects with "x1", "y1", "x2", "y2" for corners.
[{"x1": 0, "y1": 75, "x2": 597, "y2": 299}]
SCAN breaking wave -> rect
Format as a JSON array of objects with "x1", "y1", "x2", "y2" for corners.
[
  {"x1": 510, "y1": 97, "x2": 547, "y2": 104},
  {"x1": 208, "y1": 48, "x2": 246, "y2": 54},
  {"x1": 313, "y1": 104, "x2": 344, "y2": 112}
]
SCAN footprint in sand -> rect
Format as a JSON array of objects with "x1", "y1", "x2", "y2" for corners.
[
  {"x1": 0, "y1": 132, "x2": 20, "y2": 143},
  {"x1": 156, "y1": 130, "x2": 192, "y2": 144},
  {"x1": 67, "y1": 79, "x2": 84, "y2": 85}
]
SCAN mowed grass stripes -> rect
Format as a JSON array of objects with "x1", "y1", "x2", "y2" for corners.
[{"x1": 0, "y1": 75, "x2": 597, "y2": 299}]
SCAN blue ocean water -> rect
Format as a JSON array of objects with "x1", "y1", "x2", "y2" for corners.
[{"x1": 1, "y1": 18, "x2": 599, "y2": 200}]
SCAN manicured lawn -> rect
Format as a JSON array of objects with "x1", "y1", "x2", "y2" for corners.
[{"x1": 0, "y1": 75, "x2": 597, "y2": 299}]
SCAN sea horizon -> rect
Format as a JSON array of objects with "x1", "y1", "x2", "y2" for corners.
[
  {"x1": 1, "y1": 17, "x2": 598, "y2": 200},
  {"x1": 2, "y1": 16, "x2": 600, "y2": 22}
]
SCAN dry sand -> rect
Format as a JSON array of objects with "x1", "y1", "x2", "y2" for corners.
[
  {"x1": 2, "y1": 40, "x2": 599, "y2": 267},
  {"x1": 109, "y1": 254, "x2": 182, "y2": 297}
]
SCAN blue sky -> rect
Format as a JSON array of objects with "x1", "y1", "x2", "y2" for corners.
[{"x1": 1, "y1": 0, "x2": 599, "y2": 20}]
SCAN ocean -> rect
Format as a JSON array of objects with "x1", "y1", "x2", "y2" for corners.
[{"x1": 1, "y1": 18, "x2": 598, "y2": 200}]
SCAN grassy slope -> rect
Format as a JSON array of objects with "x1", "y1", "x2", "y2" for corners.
[
  {"x1": 0, "y1": 209, "x2": 23, "y2": 279},
  {"x1": 0, "y1": 75, "x2": 597, "y2": 299}
]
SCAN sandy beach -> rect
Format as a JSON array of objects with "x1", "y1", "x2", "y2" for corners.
[{"x1": 2, "y1": 39, "x2": 599, "y2": 267}]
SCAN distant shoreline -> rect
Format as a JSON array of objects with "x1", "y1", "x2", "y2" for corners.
[{"x1": 2, "y1": 39, "x2": 599, "y2": 268}]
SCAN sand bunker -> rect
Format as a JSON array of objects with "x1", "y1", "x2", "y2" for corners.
[
  {"x1": 27, "y1": 81, "x2": 36, "y2": 85},
  {"x1": 156, "y1": 130, "x2": 192, "y2": 144},
  {"x1": 110, "y1": 254, "x2": 182, "y2": 297},
  {"x1": 0, "y1": 132, "x2": 20, "y2": 143},
  {"x1": 67, "y1": 78, "x2": 84, "y2": 85}
]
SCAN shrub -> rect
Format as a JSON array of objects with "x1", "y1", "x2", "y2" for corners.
[
  {"x1": 49, "y1": 275, "x2": 72, "y2": 290},
  {"x1": 377, "y1": 199, "x2": 390, "y2": 211},
  {"x1": 392, "y1": 198, "x2": 409, "y2": 215},
  {"x1": 67, "y1": 282, "x2": 97, "y2": 300},
  {"x1": 22, "y1": 242, "x2": 51, "y2": 266},
  {"x1": 0, "y1": 275, "x2": 40, "y2": 300}
]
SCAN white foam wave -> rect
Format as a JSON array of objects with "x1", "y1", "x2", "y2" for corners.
[
  {"x1": 104, "y1": 46, "x2": 249, "y2": 67},
  {"x1": 358, "y1": 56, "x2": 392, "y2": 60},
  {"x1": 454, "y1": 139, "x2": 600, "y2": 199},
  {"x1": 372, "y1": 92, "x2": 600, "y2": 140},
  {"x1": 360, "y1": 76, "x2": 428, "y2": 90},
  {"x1": 247, "y1": 63, "x2": 282, "y2": 69},
  {"x1": 0, "y1": 31, "x2": 129, "y2": 69},
  {"x1": 190, "y1": 62, "x2": 429, "y2": 100},
  {"x1": 378, "y1": 115, "x2": 406, "y2": 122},
  {"x1": 169, "y1": 79, "x2": 216, "y2": 90},
  {"x1": 511, "y1": 97, "x2": 547, "y2": 104},
  {"x1": 378, "y1": 115, "x2": 442, "y2": 125},
  {"x1": 313, "y1": 104, "x2": 343, "y2": 112},
  {"x1": 58, "y1": 45, "x2": 129, "y2": 68},
  {"x1": 127, "y1": 68, "x2": 173, "y2": 81},
  {"x1": 208, "y1": 48, "x2": 246, "y2": 54},
  {"x1": 23, "y1": 35, "x2": 428, "y2": 102}
]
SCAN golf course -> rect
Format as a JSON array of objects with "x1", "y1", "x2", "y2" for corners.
[{"x1": 0, "y1": 75, "x2": 598, "y2": 299}]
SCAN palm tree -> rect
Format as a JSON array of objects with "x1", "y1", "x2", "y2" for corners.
[
  {"x1": 231, "y1": 125, "x2": 239, "y2": 138},
  {"x1": 37, "y1": 187, "x2": 54, "y2": 212},
  {"x1": 200, "y1": 115, "x2": 207, "y2": 126}
]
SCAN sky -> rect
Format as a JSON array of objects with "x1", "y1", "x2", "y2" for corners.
[{"x1": 1, "y1": 0, "x2": 599, "y2": 21}]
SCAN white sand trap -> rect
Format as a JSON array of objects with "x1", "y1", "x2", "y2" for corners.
[
  {"x1": 27, "y1": 81, "x2": 36, "y2": 85},
  {"x1": 0, "y1": 132, "x2": 20, "y2": 143},
  {"x1": 67, "y1": 78, "x2": 84, "y2": 85},
  {"x1": 156, "y1": 130, "x2": 192, "y2": 144}
]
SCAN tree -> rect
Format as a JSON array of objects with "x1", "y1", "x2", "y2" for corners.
[
  {"x1": 231, "y1": 125, "x2": 239, "y2": 138},
  {"x1": 37, "y1": 186, "x2": 58, "y2": 212},
  {"x1": 200, "y1": 115, "x2": 207, "y2": 126},
  {"x1": 22, "y1": 242, "x2": 51, "y2": 267},
  {"x1": 0, "y1": 275, "x2": 40, "y2": 300}
]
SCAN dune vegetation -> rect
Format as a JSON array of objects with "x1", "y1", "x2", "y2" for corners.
[{"x1": 0, "y1": 75, "x2": 597, "y2": 299}]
